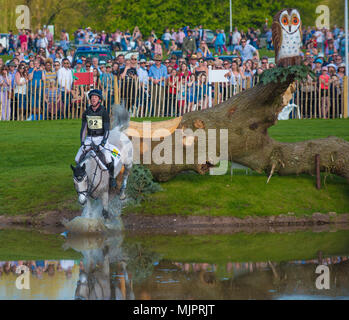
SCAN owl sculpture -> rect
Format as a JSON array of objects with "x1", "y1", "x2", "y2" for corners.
[{"x1": 272, "y1": 8, "x2": 302, "y2": 67}]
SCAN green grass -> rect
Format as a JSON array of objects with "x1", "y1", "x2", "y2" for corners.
[
  {"x1": 259, "y1": 48, "x2": 275, "y2": 58},
  {"x1": 0, "y1": 229, "x2": 81, "y2": 260},
  {"x1": 126, "y1": 230, "x2": 349, "y2": 264},
  {"x1": 0, "y1": 119, "x2": 349, "y2": 216},
  {"x1": 125, "y1": 173, "x2": 349, "y2": 217}
]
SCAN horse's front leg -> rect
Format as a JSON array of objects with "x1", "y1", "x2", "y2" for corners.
[
  {"x1": 82, "y1": 198, "x2": 93, "y2": 219},
  {"x1": 101, "y1": 190, "x2": 110, "y2": 220}
]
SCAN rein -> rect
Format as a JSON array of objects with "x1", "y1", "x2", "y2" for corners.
[{"x1": 76, "y1": 152, "x2": 107, "y2": 200}]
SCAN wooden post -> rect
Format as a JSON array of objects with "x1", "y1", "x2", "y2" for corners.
[
  {"x1": 315, "y1": 154, "x2": 321, "y2": 190},
  {"x1": 344, "y1": 76, "x2": 348, "y2": 118},
  {"x1": 214, "y1": 82, "x2": 219, "y2": 106}
]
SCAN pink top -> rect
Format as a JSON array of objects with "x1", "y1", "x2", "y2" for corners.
[
  {"x1": 19, "y1": 34, "x2": 27, "y2": 44},
  {"x1": 320, "y1": 74, "x2": 329, "y2": 89}
]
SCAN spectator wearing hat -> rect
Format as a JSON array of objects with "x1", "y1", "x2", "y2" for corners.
[
  {"x1": 137, "y1": 59, "x2": 149, "y2": 87},
  {"x1": 73, "y1": 59, "x2": 86, "y2": 74},
  {"x1": 313, "y1": 58, "x2": 323, "y2": 78},
  {"x1": 182, "y1": 30, "x2": 197, "y2": 59},
  {"x1": 327, "y1": 64, "x2": 337, "y2": 77},
  {"x1": 8, "y1": 60, "x2": 17, "y2": 89},
  {"x1": 148, "y1": 55, "x2": 167, "y2": 84}
]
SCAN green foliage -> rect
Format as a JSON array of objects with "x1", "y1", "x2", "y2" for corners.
[
  {"x1": 126, "y1": 164, "x2": 162, "y2": 203},
  {"x1": 259, "y1": 64, "x2": 316, "y2": 85},
  {"x1": 1, "y1": 0, "x2": 323, "y2": 37},
  {"x1": 324, "y1": 0, "x2": 348, "y2": 28},
  {"x1": 70, "y1": 0, "x2": 322, "y2": 35}
]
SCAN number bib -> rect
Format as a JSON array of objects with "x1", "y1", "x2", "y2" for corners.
[{"x1": 87, "y1": 116, "x2": 103, "y2": 130}]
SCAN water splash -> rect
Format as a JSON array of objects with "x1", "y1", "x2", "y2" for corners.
[{"x1": 63, "y1": 194, "x2": 125, "y2": 234}]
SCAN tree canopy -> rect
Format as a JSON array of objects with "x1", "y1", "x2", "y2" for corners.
[{"x1": 1, "y1": 0, "x2": 344, "y2": 37}]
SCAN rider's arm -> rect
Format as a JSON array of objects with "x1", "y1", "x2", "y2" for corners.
[
  {"x1": 80, "y1": 111, "x2": 87, "y2": 144},
  {"x1": 102, "y1": 108, "x2": 110, "y2": 143}
]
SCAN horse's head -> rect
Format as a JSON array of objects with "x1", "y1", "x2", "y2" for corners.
[{"x1": 71, "y1": 163, "x2": 88, "y2": 205}]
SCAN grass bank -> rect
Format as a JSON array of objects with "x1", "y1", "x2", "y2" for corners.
[
  {"x1": 127, "y1": 230, "x2": 349, "y2": 264},
  {"x1": 0, "y1": 229, "x2": 81, "y2": 260},
  {"x1": 0, "y1": 119, "x2": 349, "y2": 216}
]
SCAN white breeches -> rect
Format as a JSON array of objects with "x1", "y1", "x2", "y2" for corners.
[{"x1": 75, "y1": 136, "x2": 121, "y2": 168}]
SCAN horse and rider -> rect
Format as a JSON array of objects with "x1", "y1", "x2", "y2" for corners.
[
  {"x1": 71, "y1": 89, "x2": 133, "y2": 221},
  {"x1": 75, "y1": 89, "x2": 118, "y2": 188}
]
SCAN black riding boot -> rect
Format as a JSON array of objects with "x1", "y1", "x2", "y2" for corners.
[{"x1": 107, "y1": 163, "x2": 117, "y2": 188}]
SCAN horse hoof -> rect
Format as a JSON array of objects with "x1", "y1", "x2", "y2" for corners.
[
  {"x1": 102, "y1": 209, "x2": 109, "y2": 220},
  {"x1": 120, "y1": 192, "x2": 126, "y2": 200}
]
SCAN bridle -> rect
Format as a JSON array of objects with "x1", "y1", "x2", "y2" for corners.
[{"x1": 74, "y1": 150, "x2": 107, "y2": 200}]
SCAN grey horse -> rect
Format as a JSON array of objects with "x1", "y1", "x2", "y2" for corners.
[{"x1": 71, "y1": 104, "x2": 133, "y2": 221}]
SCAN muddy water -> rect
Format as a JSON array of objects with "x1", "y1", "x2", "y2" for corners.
[{"x1": 0, "y1": 229, "x2": 348, "y2": 300}]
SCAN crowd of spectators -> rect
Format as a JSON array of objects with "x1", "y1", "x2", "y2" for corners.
[
  {"x1": 0, "y1": 259, "x2": 78, "y2": 279},
  {"x1": 0, "y1": 24, "x2": 347, "y2": 120}
]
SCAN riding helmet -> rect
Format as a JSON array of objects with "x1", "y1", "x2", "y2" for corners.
[{"x1": 88, "y1": 89, "x2": 103, "y2": 101}]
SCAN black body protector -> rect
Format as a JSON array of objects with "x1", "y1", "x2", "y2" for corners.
[
  {"x1": 80, "y1": 104, "x2": 116, "y2": 187},
  {"x1": 80, "y1": 104, "x2": 110, "y2": 143}
]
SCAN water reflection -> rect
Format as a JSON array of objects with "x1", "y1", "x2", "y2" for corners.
[
  {"x1": 65, "y1": 233, "x2": 134, "y2": 300},
  {"x1": 0, "y1": 232, "x2": 348, "y2": 300}
]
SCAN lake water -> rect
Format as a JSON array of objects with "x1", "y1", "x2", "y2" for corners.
[{"x1": 0, "y1": 228, "x2": 348, "y2": 300}]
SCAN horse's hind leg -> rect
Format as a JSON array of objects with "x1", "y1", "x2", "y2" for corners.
[{"x1": 120, "y1": 164, "x2": 132, "y2": 200}]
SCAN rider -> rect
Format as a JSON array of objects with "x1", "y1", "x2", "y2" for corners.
[{"x1": 75, "y1": 89, "x2": 117, "y2": 188}]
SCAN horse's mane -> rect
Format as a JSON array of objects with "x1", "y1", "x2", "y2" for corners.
[{"x1": 80, "y1": 150, "x2": 107, "y2": 171}]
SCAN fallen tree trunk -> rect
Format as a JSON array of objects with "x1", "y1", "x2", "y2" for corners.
[{"x1": 126, "y1": 74, "x2": 349, "y2": 183}]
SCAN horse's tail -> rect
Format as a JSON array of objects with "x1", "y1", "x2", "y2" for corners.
[{"x1": 111, "y1": 103, "x2": 130, "y2": 132}]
